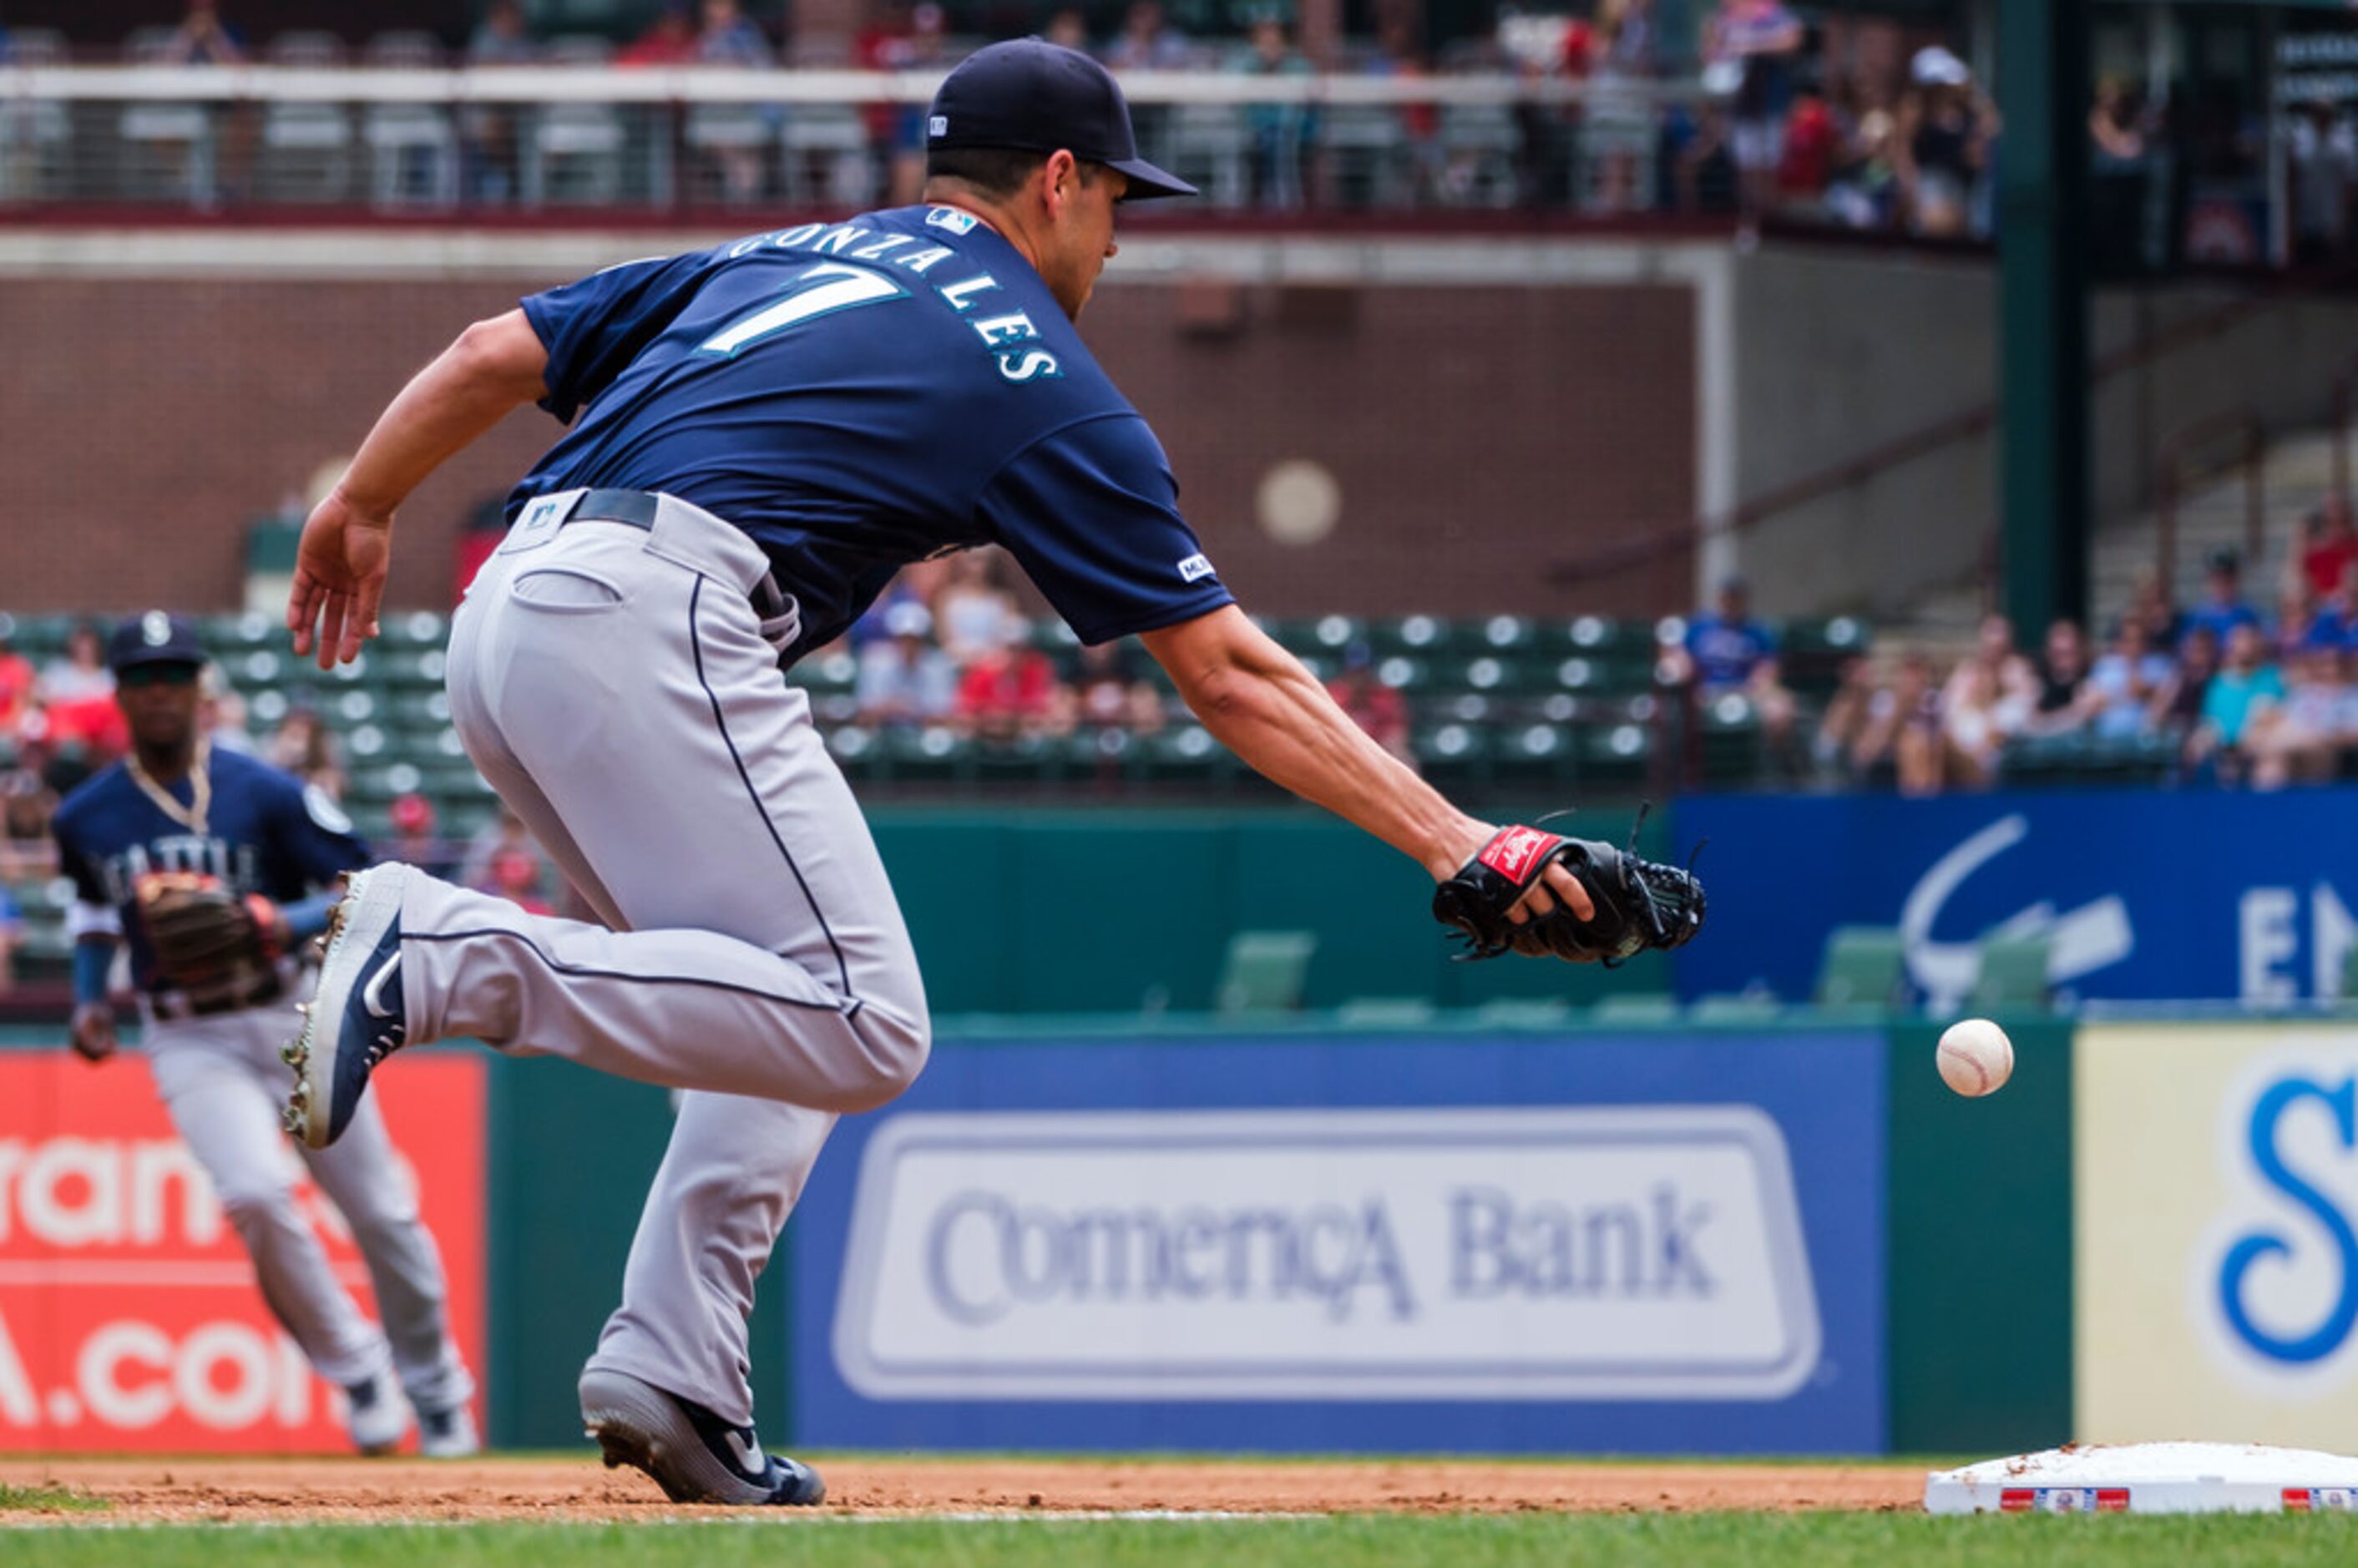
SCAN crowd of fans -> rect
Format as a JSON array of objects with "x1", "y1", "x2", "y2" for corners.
[
  {"x1": 1789, "y1": 502, "x2": 2358, "y2": 795},
  {"x1": 0, "y1": 0, "x2": 2056, "y2": 229}
]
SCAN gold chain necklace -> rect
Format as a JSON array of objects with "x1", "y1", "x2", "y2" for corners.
[{"x1": 124, "y1": 736, "x2": 212, "y2": 837}]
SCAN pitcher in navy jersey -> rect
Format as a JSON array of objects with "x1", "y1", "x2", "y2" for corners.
[
  {"x1": 51, "y1": 613, "x2": 478, "y2": 1456},
  {"x1": 281, "y1": 40, "x2": 1586, "y2": 1504}
]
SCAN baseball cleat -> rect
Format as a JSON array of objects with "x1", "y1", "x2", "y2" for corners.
[
  {"x1": 417, "y1": 1403, "x2": 483, "y2": 1459},
  {"x1": 285, "y1": 863, "x2": 414, "y2": 1151},
  {"x1": 578, "y1": 1368, "x2": 824, "y2": 1506},
  {"x1": 343, "y1": 1372, "x2": 408, "y2": 1455}
]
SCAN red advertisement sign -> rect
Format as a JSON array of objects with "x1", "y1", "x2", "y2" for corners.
[{"x1": 0, "y1": 1047, "x2": 484, "y2": 1452}]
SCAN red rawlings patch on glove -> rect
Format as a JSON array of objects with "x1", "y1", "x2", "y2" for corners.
[{"x1": 1477, "y1": 826, "x2": 1563, "y2": 885}]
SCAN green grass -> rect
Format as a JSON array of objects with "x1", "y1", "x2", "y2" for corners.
[
  {"x1": 5, "y1": 1515, "x2": 2358, "y2": 1566},
  {"x1": 0, "y1": 1484, "x2": 105, "y2": 1513}
]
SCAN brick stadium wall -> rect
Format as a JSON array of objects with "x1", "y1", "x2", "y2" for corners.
[{"x1": 0, "y1": 273, "x2": 1693, "y2": 620}]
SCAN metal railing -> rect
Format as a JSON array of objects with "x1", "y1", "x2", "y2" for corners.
[{"x1": 0, "y1": 63, "x2": 1707, "y2": 215}]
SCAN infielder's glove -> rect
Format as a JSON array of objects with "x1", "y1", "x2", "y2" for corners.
[
  {"x1": 136, "y1": 873, "x2": 285, "y2": 993},
  {"x1": 1432, "y1": 820, "x2": 1706, "y2": 966}
]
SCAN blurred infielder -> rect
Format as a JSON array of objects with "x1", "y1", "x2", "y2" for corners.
[
  {"x1": 51, "y1": 613, "x2": 478, "y2": 1457},
  {"x1": 281, "y1": 42, "x2": 1674, "y2": 1505}
]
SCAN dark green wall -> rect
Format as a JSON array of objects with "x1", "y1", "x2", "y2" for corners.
[
  {"x1": 1884, "y1": 1017, "x2": 2075, "y2": 1454},
  {"x1": 872, "y1": 805, "x2": 1672, "y2": 1014}
]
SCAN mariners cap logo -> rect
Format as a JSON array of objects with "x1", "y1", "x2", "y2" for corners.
[{"x1": 141, "y1": 611, "x2": 172, "y2": 647}]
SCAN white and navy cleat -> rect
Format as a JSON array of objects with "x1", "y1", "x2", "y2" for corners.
[
  {"x1": 578, "y1": 1368, "x2": 824, "y2": 1506},
  {"x1": 343, "y1": 1371, "x2": 409, "y2": 1456},
  {"x1": 283, "y1": 863, "x2": 414, "y2": 1151},
  {"x1": 417, "y1": 1402, "x2": 483, "y2": 1459}
]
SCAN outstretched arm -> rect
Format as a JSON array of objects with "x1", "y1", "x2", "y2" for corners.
[
  {"x1": 1141, "y1": 605, "x2": 1592, "y2": 916},
  {"x1": 289, "y1": 309, "x2": 550, "y2": 669}
]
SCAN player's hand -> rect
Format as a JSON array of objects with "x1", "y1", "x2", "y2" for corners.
[
  {"x1": 69, "y1": 1002, "x2": 118, "y2": 1064},
  {"x1": 1439, "y1": 822, "x2": 1595, "y2": 924},
  {"x1": 289, "y1": 488, "x2": 395, "y2": 670}
]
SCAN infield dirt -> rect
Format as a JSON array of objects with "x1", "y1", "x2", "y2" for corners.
[{"x1": 0, "y1": 1456, "x2": 1920, "y2": 1522}]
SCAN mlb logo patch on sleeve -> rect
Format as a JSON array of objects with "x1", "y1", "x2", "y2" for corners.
[{"x1": 1176, "y1": 554, "x2": 1216, "y2": 583}]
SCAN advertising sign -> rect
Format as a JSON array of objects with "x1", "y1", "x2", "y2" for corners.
[
  {"x1": 793, "y1": 1031, "x2": 1885, "y2": 1453},
  {"x1": 1677, "y1": 791, "x2": 2358, "y2": 1007},
  {"x1": 2078, "y1": 1022, "x2": 2358, "y2": 1447},
  {"x1": 0, "y1": 1047, "x2": 486, "y2": 1453}
]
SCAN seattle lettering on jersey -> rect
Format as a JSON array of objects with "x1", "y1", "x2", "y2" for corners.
[{"x1": 726, "y1": 218, "x2": 1060, "y2": 384}]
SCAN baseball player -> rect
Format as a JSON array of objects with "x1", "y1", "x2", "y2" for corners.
[
  {"x1": 51, "y1": 613, "x2": 478, "y2": 1458},
  {"x1": 281, "y1": 41, "x2": 1694, "y2": 1505}
]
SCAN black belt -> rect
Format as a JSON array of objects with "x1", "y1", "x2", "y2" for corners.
[
  {"x1": 149, "y1": 969, "x2": 286, "y2": 1021},
  {"x1": 561, "y1": 488, "x2": 792, "y2": 624}
]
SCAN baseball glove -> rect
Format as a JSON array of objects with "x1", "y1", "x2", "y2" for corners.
[
  {"x1": 1432, "y1": 818, "x2": 1706, "y2": 966},
  {"x1": 136, "y1": 873, "x2": 284, "y2": 995}
]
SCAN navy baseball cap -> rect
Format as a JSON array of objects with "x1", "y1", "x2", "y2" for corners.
[
  {"x1": 107, "y1": 610, "x2": 205, "y2": 671},
  {"x1": 927, "y1": 39, "x2": 1197, "y2": 200}
]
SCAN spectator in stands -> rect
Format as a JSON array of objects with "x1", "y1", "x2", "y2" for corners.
[
  {"x1": 1892, "y1": 46, "x2": 1994, "y2": 240},
  {"x1": 461, "y1": 804, "x2": 555, "y2": 896},
  {"x1": 1777, "y1": 82, "x2": 1838, "y2": 214},
  {"x1": 1670, "y1": 99, "x2": 1739, "y2": 213},
  {"x1": 1366, "y1": 21, "x2": 1443, "y2": 206},
  {"x1": 855, "y1": 602, "x2": 959, "y2": 726},
  {"x1": 157, "y1": 0, "x2": 245, "y2": 66},
  {"x1": 2190, "y1": 621, "x2": 2285, "y2": 784},
  {"x1": 2296, "y1": 497, "x2": 2358, "y2": 600},
  {"x1": 1045, "y1": 8, "x2": 1089, "y2": 51},
  {"x1": 2022, "y1": 618, "x2": 2097, "y2": 737},
  {"x1": 463, "y1": 0, "x2": 537, "y2": 204},
  {"x1": 690, "y1": 0, "x2": 779, "y2": 204},
  {"x1": 489, "y1": 847, "x2": 555, "y2": 916},
  {"x1": 1579, "y1": 0, "x2": 1657, "y2": 212},
  {"x1": 199, "y1": 665, "x2": 256, "y2": 756},
  {"x1": 0, "y1": 878, "x2": 20, "y2": 993},
  {"x1": 953, "y1": 629, "x2": 1064, "y2": 743},
  {"x1": 0, "y1": 756, "x2": 58, "y2": 882},
  {"x1": 1668, "y1": 578, "x2": 1797, "y2": 756},
  {"x1": 1939, "y1": 657, "x2": 2008, "y2": 790},
  {"x1": 1942, "y1": 614, "x2": 2037, "y2": 732},
  {"x1": 1056, "y1": 640, "x2": 1166, "y2": 734},
  {"x1": 856, "y1": 1, "x2": 949, "y2": 205},
  {"x1": 2120, "y1": 563, "x2": 2183, "y2": 648},
  {"x1": 387, "y1": 792, "x2": 461, "y2": 881},
  {"x1": 2153, "y1": 622, "x2": 2219, "y2": 741},
  {"x1": 2089, "y1": 78, "x2": 2148, "y2": 165},
  {"x1": 620, "y1": 0, "x2": 701, "y2": 66},
  {"x1": 1234, "y1": 18, "x2": 1314, "y2": 210},
  {"x1": 1821, "y1": 102, "x2": 1899, "y2": 230},
  {"x1": 35, "y1": 620, "x2": 127, "y2": 778},
  {"x1": 1325, "y1": 642, "x2": 1414, "y2": 770},
  {"x1": 2183, "y1": 548, "x2": 2261, "y2": 650},
  {"x1": 1105, "y1": 0, "x2": 1193, "y2": 70},
  {"x1": 1861, "y1": 653, "x2": 1945, "y2": 794},
  {"x1": 2086, "y1": 616, "x2": 2173, "y2": 740},
  {"x1": 933, "y1": 549, "x2": 1021, "y2": 662},
  {"x1": 2248, "y1": 643, "x2": 2350, "y2": 789},
  {"x1": 0, "y1": 620, "x2": 35, "y2": 745},
  {"x1": 1705, "y1": 0, "x2": 1804, "y2": 218},
  {"x1": 2308, "y1": 558, "x2": 2358, "y2": 648},
  {"x1": 263, "y1": 706, "x2": 345, "y2": 801},
  {"x1": 2274, "y1": 580, "x2": 2318, "y2": 660}
]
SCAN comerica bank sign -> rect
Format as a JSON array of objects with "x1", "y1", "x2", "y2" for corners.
[{"x1": 831, "y1": 1107, "x2": 1822, "y2": 1403}]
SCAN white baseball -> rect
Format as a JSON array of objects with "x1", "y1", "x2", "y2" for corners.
[{"x1": 1936, "y1": 1018, "x2": 2014, "y2": 1097}]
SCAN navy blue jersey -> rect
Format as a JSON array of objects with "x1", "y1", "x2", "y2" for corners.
[
  {"x1": 509, "y1": 205, "x2": 1233, "y2": 659},
  {"x1": 51, "y1": 748, "x2": 369, "y2": 994}
]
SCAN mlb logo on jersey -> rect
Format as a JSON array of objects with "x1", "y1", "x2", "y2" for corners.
[
  {"x1": 925, "y1": 205, "x2": 975, "y2": 235},
  {"x1": 1176, "y1": 554, "x2": 1216, "y2": 584}
]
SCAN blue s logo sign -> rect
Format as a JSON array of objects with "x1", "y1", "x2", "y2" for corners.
[{"x1": 2217, "y1": 1075, "x2": 2358, "y2": 1363}]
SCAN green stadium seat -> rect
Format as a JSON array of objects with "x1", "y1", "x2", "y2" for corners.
[
  {"x1": 1492, "y1": 721, "x2": 1576, "y2": 787},
  {"x1": 377, "y1": 610, "x2": 451, "y2": 650},
  {"x1": 1578, "y1": 719, "x2": 1654, "y2": 787},
  {"x1": 1412, "y1": 721, "x2": 1490, "y2": 787},
  {"x1": 1589, "y1": 994, "x2": 1679, "y2": 1024},
  {"x1": 1968, "y1": 935, "x2": 2052, "y2": 1014},
  {"x1": 1690, "y1": 994, "x2": 1784, "y2": 1023},
  {"x1": 1472, "y1": 997, "x2": 1575, "y2": 1027},
  {"x1": 1136, "y1": 725, "x2": 1227, "y2": 785},
  {"x1": 1814, "y1": 925, "x2": 1906, "y2": 1011},
  {"x1": 1373, "y1": 614, "x2": 1454, "y2": 656},
  {"x1": 1473, "y1": 615, "x2": 1537, "y2": 653},
  {"x1": 1215, "y1": 929, "x2": 1317, "y2": 1015},
  {"x1": 877, "y1": 725, "x2": 964, "y2": 784}
]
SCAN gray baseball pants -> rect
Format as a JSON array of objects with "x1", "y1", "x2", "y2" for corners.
[
  {"x1": 144, "y1": 990, "x2": 473, "y2": 1414},
  {"x1": 408, "y1": 488, "x2": 929, "y2": 1426}
]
